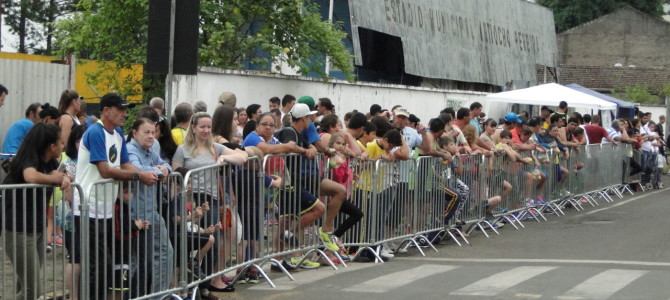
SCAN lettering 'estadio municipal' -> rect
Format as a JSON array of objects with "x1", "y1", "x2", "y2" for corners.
[{"x1": 350, "y1": 0, "x2": 558, "y2": 86}]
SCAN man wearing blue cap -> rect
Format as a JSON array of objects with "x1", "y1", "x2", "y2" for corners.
[{"x1": 499, "y1": 112, "x2": 534, "y2": 151}]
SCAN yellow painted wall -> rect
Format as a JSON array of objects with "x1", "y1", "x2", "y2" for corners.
[
  {"x1": 75, "y1": 60, "x2": 144, "y2": 103},
  {"x1": 0, "y1": 52, "x2": 57, "y2": 62},
  {"x1": 0, "y1": 52, "x2": 144, "y2": 103}
]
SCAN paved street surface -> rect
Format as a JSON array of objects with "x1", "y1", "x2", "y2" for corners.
[{"x1": 226, "y1": 187, "x2": 670, "y2": 300}]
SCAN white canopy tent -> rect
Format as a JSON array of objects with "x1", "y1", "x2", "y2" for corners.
[{"x1": 485, "y1": 83, "x2": 617, "y2": 111}]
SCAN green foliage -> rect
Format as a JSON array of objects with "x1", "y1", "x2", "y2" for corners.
[
  {"x1": 198, "y1": 0, "x2": 353, "y2": 80},
  {"x1": 55, "y1": 0, "x2": 148, "y2": 69},
  {"x1": 537, "y1": 0, "x2": 664, "y2": 32},
  {"x1": 660, "y1": 83, "x2": 670, "y2": 98},
  {"x1": 56, "y1": 0, "x2": 354, "y2": 87},
  {"x1": 2, "y1": 0, "x2": 78, "y2": 54},
  {"x1": 614, "y1": 85, "x2": 662, "y2": 104},
  {"x1": 122, "y1": 104, "x2": 143, "y2": 134}
]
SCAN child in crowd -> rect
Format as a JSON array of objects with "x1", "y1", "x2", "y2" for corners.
[
  {"x1": 437, "y1": 136, "x2": 469, "y2": 227},
  {"x1": 327, "y1": 132, "x2": 363, "y2": 260},
  {"x1": 111, "y1": 185, "x2": 149, "y2": 299}
]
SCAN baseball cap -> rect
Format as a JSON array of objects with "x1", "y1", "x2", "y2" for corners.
[
  {"x1": 290, "y1": 103, "x2": 317, "y2": 119},
  {"x1": 395, "y1": 108, "x2": 410, "y2": 118},
  {"x1": 100, "y1": 93, "x2": 135, "y2": 109},
  {"x1": 503, "y1": 112, "x2": 522, "y2": 124},
  {"x1": 409, "y1": 114, "x2": 420, "y2": 123},
  {"x1": 298, "y1": 96, "x2": 316, "y2": 110}
]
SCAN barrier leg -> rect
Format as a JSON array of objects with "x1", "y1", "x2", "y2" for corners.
[
  {"x1": 261, "y1": 258, "x2": 295, "y2": 281},
  {"x1": 302, "y1": 248, "x2": 338, "y2": 271},
  {"x1": 451, "y1": 227, "x2": 470, "y2": 245},
  {"x1": 468, "y1": 223, "x2": 491, "y2": 238},
  {"x1": 416, "y1": 235, "x2": 439, "y2": 253},
  {"x1": 442, "y1": 230, "x2": 463, "y2": 247},
  {"x1": 501, "y1": 215, "x2": 519, "y2": 230},
  {"x1": 353, "y1": 246, "x2": 385, "y2": 264},
  {"x1": 481, "y1": 220, "x2": 500, "y2": 235},
  {"x1": 251, "y1": 264, "x2": 277, "y2": 288},
  {"x1": 510, "y1": 213, "x2": 526, "y2": 228}
]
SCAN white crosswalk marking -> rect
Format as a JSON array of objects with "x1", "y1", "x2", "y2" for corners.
[
  {"x1": 343, "y1": 264, "x2": 459, "y2": 293},
  {"x1": 249, "y1": 263, "x2": 377, "y2": 291},
  {"x1": 557, "y1": 269, "x2": 648, "y2": 300},
  {"x1": 450, "y1": 266, "x2": 557, "y2": 296}
]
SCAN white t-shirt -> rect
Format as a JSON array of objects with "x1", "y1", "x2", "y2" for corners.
[
  {"x1": 640, "y1": 123, "x2": 654, "y2": 152},
  {"x1": 74, "y1": 123, "x2": 129, "y2": 219}
]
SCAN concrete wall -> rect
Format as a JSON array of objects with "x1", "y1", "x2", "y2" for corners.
[
  {"x1": 0, "y1": 59, "x2": 69, "y2": 145},
  {"x1": 170, "y1": 68, "x2": 509, "y2": 124},
  {"x1": 558, "y1": 7, "x2": 670, "y2": 68},
  {"x1": 639, "y1": 105, "x2": 668, "y2": 122}
]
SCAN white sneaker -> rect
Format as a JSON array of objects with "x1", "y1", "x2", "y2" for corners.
[{"x1": 380, "y1": 246, "x2": 395, "y2": 259}]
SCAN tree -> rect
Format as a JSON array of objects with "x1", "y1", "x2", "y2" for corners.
[
  {"x1": 537, "y1": 0, "x2": 664, "y2": 32},
  {"x1": 2, "y1": 0, "x2": 78, "y2": 54},
  {"x1": 614, "y1": 85, "x2": 662, "y2": 104},
  {"x1": 55, "y1": 0, "x2": 354, "y2": 100},
  {"x1": 2, "y1": 0, "x2": 43, "y2": 53},
  {"x1": 198, "y1": 0, "x2": 353, "y2": 79}
]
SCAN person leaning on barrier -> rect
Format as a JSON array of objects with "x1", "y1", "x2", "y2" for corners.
[
  {"x1": 241, "y1": 112, "x2": 322, "y2": 271},
  {"x1": 271, "y1": 103, "x2": 332, "y2": 269},
  {"x1": 418, "y1": 118, "x2": 453, "y2": 161},
  {"x1": 356, "y1": 121, "x2": 377, "y2": 153},
  {"x1": 319, "y1": 114, "x2": 365, "y2": 258},
  {"x1": 73, "y1": 93, "x2": 159, "y2": 299},
  {"x1": 518, "y1": 128, "x2": 549, "y2": 205},
  {"x1": 126, "y1": 117, "x2": 175, "y2": 297},
  {"x1": 327, "y1": 132, "x2": 363, "y2": 260},
  {"x1": 171, "y1": 112, "x2": 247, "y2": 293},
  {"x1": 276, "y1": 102, "x2": 347, "y2": 257},
  {"x1": 2, "y1": 123, "x2": 71, "y2": 300}
]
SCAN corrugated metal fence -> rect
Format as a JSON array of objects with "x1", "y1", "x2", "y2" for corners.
[{"x1": 0, "y1": 59, "x2": 70, "y2": 143}]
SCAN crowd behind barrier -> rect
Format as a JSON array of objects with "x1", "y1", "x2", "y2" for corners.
[
  {"x1": 0, "y1": 86, "x2": 667, "y2": 299},
  {"x1": 0, "y1": 143, "x2": 638, "y2": 299}
]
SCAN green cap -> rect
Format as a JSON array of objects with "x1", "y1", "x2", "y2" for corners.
[{"x1": 298, "y1": 96, "x2": 316, "y2": 110}]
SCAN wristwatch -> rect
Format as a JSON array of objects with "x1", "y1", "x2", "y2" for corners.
[{"x1": 132, "y1": 173, "x2": 140, "y2": 181}]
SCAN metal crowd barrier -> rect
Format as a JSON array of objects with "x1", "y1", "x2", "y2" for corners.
[
  {"x1": 0, "y1": 143, "x2": 638, "y2": 298},
  {"x1": 78, "y1": 173, "x2": 184, "y2": 300},
  {"x1": 1, "y1": 183, "x2": 84, "y2": 300},
  {"x1": 259, "y1": 154, "x2": 340, "y2": 273},
  {"x1": 335, "y1": 158, "x2": 385, "y2": 262}
]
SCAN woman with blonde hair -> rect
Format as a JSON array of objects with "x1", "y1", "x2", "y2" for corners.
[{"x1": 172, "y1": 112, "x2": 247, "y2": 293}]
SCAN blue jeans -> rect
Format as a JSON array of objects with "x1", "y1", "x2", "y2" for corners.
[
  {"x1": 151, "y1": 213, "x2": 174, "y2": 295},
  {"x1": 640, "y1": 151, "x2": 657, "y2": 185},
  {"x1": 133, "y1": 211, "x2": 174, "y2": 298}
]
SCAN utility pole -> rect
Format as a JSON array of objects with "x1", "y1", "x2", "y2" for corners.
[
  {"x1": 0, "y1": 1, "x2": 3, "y2": 51},
  {"x1": 324, "y1": 0, "x2": 334, "y2": 76},
  {"x1": 165, "y1": 0, "x2": 176, "y2": 121}
]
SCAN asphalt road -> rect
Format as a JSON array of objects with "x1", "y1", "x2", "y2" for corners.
[{"x1": 226, "y1": 187, "x2": 670, "y2": 300}]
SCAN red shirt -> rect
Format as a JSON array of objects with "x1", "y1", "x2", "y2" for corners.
[
  {"x1": 584, "y1": 124, "x2": 608, "y2": 144},
  {"x1": 511, "y1": 127, "x2": 522, "y2": 144}
]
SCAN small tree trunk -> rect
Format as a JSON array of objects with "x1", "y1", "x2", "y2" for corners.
[{"x1": 18, "y1": 0, "x2": 27, "y2": 53}]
